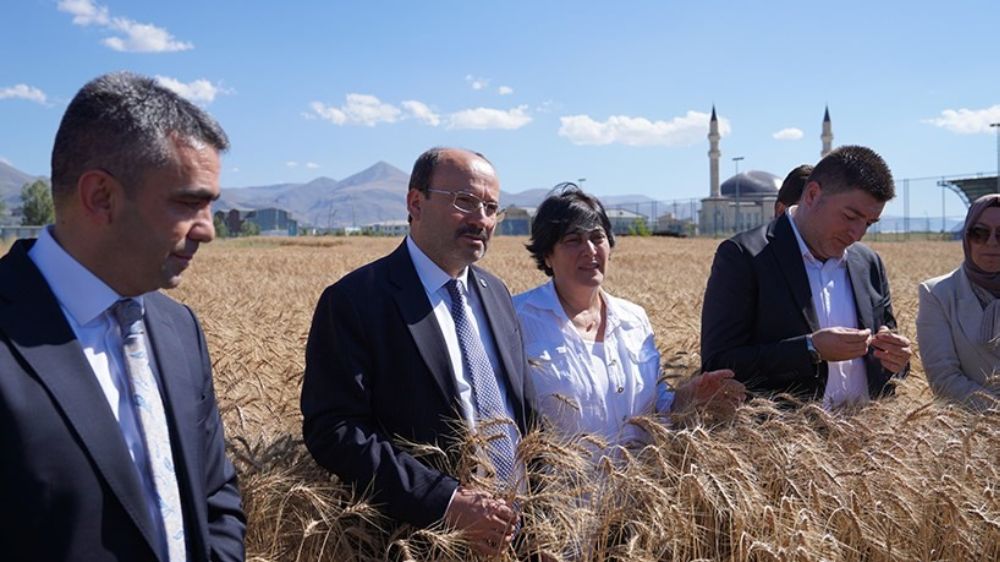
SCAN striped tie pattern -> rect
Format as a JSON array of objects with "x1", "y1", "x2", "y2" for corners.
[
  {"x1": 445, "y1": 279, "x2": 520, "y2": 490},
  {"x1": 113, "y1": 299, "x2": 187, "y2": 562}
]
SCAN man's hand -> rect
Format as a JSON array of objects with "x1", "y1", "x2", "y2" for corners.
[
  {"x1": 673, "y1": 369, "x2": 745, "y2": 421},
  {"x1": 871, "y1": 325, "x2": 911, "y2": 373},
  {"x1": 812, "y1": 327, "x2": 872, "y2": 361},
  {"x1": 444, "y1": 486, "x2": 517, "y2": 557}
]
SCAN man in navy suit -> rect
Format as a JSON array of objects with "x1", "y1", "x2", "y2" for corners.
[
  {"x1": 701, "y1": 145, "x2": 912, "y2": 408},
  {"x1": 0, "y1": 72, "x2": 245, "y2": 561},
  {"x1": 302, "y1": 147, "x2": 533, "y2": 558}
]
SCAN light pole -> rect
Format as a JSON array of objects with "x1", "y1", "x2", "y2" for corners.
[
  {"x1": 577, "y1": 177, "x2": 587, "y2": 188},
  {"x1": 991, "y1": 123, "x2": 1000, "y2": 193},
  {"x1": 732, "y1": 156, "x2": 744, "y2": 232}
]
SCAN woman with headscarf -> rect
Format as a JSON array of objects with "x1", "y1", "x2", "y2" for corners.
[
  {"x1": 917, "y1": 193, "x2": 1000, "y2": 411},
  {"x1": 513, "y1": 184, "x2": 744, "y2": 446}
]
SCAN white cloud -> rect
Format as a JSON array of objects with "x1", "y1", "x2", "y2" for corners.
[
  {"x1": 0, "y1": 84, "x2": 48, "y2": 104},
  {"x1": 286, "y1": 161, "x2": 299, "y2": 168},
  {"x1": 448, "y1": 105, "x2": 532, "y2": 130},
  {"x1": 57, "y1": 0, "x2": 109, "y2": 25},
  {"x1": 154, "y1": 76, "x2": 228, "y2": 104},
  {"x1": 498, "y1": 86, "x2": 513, "y2": 96},
  {"x1": 923, "y1": 105, "x2": 1000, "y2": 134},
  {"x1": 558, "y1": 110, "x2": 729, "y2": 147},
  {"x1": 58, "y1": 0, "x2": 192, "y2": 52},
  {"x1": 306, "y1": 162, "x2": 320, "y2": 169},
  {"x1": 465, "y1": 74, "x2": 489, "y2": 91},
  {"x1": 772, "y1": 127, "x2": 804, "y2": 141},
  {"x1": 401, "y1": 100, "x2": 441, "y2": 126},
  {"x1": 306, "y1": 93, "x2": 400, "y2": 126},
  {"x1": 231, "y1": 167, "x2": 240, "y2": 173}
]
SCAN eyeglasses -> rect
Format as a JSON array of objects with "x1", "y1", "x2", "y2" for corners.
[
  {"x1": 424, "y1": 188, "x2": 505, "y2": 221},
  {"x1": 967, "y1": 225, "x2": 1000, "y2": 245}
]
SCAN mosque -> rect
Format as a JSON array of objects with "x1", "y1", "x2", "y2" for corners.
[{"x1": 699, "y1": 107, "x2": 834, "y2": 235}]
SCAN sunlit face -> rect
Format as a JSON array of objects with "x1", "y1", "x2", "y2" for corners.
[
  {"x1": 547, "y1": 227, "x2": 611, "y2": 290},
  {"x1": 407, "y1": 150, "x2": 500, "y2": 277},
  {"x1": 111, "y1": 137, "x2": 220, "y2": 295},
  {"x1": 796, "y1": 182, "x2": 884, "y2": 260},
  {"x1": 968, "y1": 207, "x2": 1000, "y2": 274}
]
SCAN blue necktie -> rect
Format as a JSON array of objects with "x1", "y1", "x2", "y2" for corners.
[
  {"x1": 113, "y1": 299, "x2": 187, "y2": 562},
  {"x1": 445, "y1": 278, "x2": 520, "y2": 491}
]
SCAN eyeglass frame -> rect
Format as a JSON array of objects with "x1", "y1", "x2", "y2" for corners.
[
  {"x1": 423, "y1": 188, "x2": 506, "y2": 221},
  {"x1": 967, "y1": 224, "x2": 1000, "y2": 245}
]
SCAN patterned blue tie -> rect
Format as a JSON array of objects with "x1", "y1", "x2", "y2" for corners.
[
  {"x1": 113, "y1": 299, "x2": 187, "y2": 562},
  {"x1": 445, "y1": 278, "x2": 520, "y2": 491}
]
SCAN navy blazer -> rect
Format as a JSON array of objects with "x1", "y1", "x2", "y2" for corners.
[
  {"x1": 700, "y1": 214, "x2": 907, "y2": 401},
  {"x1": 301, "y1": 241, "x2": 533, "y2": 528},
  {"x1": 0, "y1": 240, "x2": 245, "y2": 562}
]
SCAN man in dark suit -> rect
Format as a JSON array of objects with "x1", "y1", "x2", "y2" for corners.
[
  {"x1": 701, "y1": 145, "x2": 912, "y2": 407},
  {"x1": 302, "y1": 147, "x2": 533, "y2": 557},
  {"x1": 0, "y1": 72, "x2": 245, "y2": 561}
]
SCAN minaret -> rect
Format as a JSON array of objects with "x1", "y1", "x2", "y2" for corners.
[
  {"x1": 709, "y1": 105, "x2": 721, "y2": 197},
  {"x1": 821, "y1": 105, "x2": 833, "y2": 157}
]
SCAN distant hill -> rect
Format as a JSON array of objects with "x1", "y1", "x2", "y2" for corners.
[{"x1": 0, "y1": 161, "x2": 46, "y2": 207}]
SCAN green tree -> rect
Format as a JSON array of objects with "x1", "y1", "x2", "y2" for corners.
[
  {"x1": 627, "y1": 217, "x2": 651, "y2": 237},
  {"x1": 240, "y1": 220, "x2": 260, "y2": 237},
  {"x1": 213, "y1": 214, "x2": 229, "y2": 238},
  {"x1": 20, "y1": 179, "x2": 54, "y2": 226}
]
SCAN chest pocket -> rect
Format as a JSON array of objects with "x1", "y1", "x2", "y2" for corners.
[{"x1": 526, "y1": 342, "x2": 604, "y2": 433}]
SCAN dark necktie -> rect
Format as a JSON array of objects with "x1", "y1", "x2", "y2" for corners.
[{"x1": 445, "y1": 278, "x2": 519, "y2": 490}]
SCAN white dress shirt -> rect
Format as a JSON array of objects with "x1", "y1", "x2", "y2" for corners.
[
  {"x1": 405, "y1": 236, "x2": 517, "y2": 429},
  {"x1": 788, "y1": 208, "x2": 869, "y2": 408},
  {"x1": 28, "y1": 226, "x2": 170, "y2": 548},
  {"x1": 513, "y1": 280, "x2": 669, "y2": 446}
]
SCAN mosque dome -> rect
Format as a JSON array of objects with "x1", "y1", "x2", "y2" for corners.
[{"x1": 720, "y1": 170, "x2": 780, "y2": 198}]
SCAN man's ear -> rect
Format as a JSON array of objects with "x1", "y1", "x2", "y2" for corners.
[
  {"x1": 406, "y1": 188, "x2": 423, "y2": 222},
  {"x1": 77, "y1": 169, "x2": 120, "y2": 225},
  {"x1": 801, "y1": 180, "x2": 822, "y2": 207}
]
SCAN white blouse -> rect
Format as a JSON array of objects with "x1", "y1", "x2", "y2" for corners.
[{"x1": 513, "y1": 280, "x2": 671, "y2": 445}]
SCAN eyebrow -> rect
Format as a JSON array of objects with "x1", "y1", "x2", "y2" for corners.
[
  {"x1": 176, "y1": 186, "x2": 221, "y2": 202},
  {"x1": 845, "y1": 205, "x2": 879, "y2": 224}
]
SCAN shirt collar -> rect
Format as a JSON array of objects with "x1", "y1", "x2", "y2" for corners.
[
  {"x1": 406, "y1": 235, "x2": 470, "y2": 294},
  {"x1": 787, "y1": 205, "x2": 847, "y2": 267},
  {"x1": 27, "y1": 226, "x2": 141, "y2": 325},
  {"x1": 523, "y1": 278, "x2": 634, "y2": 330}
]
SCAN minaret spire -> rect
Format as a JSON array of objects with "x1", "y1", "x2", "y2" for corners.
[
  {"x1": 821, "y1": 105, "x2": 833, "y2": 157},
  {"x1": 709, "y1": 105, "x2": 721, "y2": 197}
]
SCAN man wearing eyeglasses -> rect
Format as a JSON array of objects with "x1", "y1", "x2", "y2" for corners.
[
  {"x1": 701, "y1": 145, "x2": 912, "y2": 408},
  {"x1": 301, "y1": 147, "x2": 533, "y2": 557}
]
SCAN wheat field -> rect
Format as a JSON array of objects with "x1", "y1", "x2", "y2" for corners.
[{"x1": 160, "y1": 236, "x2": 994, "y2": 560}]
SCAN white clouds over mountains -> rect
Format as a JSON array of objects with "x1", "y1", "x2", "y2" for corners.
[
  {"x1": 0, "y1": 84, "x2": 48, "y2": 105},
  {"x1": 58, "y1": 0, "x2": 192, "y2": 53},
  {"x1": 923, "y1": 104, "x2": 1000, "y2": 134},
  {"x1": 305, "y1": 94, "x2": 532, "y2": 130},
  {"x1": 558, "y1": 110, "x2": 728, "y2": 147}
]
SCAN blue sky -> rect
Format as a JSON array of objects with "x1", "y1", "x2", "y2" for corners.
[{"x1": 2, "y1": 0, "x2": 999, "y2": 219}]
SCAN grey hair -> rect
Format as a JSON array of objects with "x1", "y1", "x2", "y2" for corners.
[{"x1": 51, "y1": 71, "x2": 229, "y2": 200}]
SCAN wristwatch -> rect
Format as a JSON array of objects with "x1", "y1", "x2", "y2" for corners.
[{"x1": 805, "y1": 335, "x2": 822, "y2": 364}]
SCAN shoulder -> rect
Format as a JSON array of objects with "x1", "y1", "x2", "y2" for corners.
[
  {"x1": 920, "y1": 268, "x2": 962, "y2": 297},
  {"x1": 146, "y1": 291, "x2": 196, "y2": 324},
  {"x1": 719, "y1": 222, "x2": 772, "y2": 258},
  {"x1": 513, "y1": 282, "x2": 548, "y2": 312},
  {"x1": 471, "y1": 265, "x2": 513, "y2": 298},
  {"x1": 604, "y1": 291, "x2": 652, "y2": 330}
]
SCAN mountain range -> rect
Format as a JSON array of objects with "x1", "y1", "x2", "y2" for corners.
[{"x1": 0, "y1": 160, "x2": 45, "y2": 208}]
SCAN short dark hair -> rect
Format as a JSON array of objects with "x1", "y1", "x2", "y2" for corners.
[
  {"x1": 807, "y1": 145, "x2": 894, "y2": 202},
  {"x1": 526, "y1": 183, "x2": 615, "y2": 276},
  {"x1": 407, "y1": 146, "x2": 492, "y2": 193},
  {"x1": 51, "y1": 71, "x2": 229, "y2": 202},
  {"x1": 777, "y1": 164, "x2": 812, "y2": 207}
]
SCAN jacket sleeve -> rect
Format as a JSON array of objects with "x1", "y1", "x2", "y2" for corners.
[
  {"x1": 189, "y1": 306, "x2": 247, "y2": 562},
  {"x1": 917, "y1": 281, "x2": 999, "y2": 411},
  {"x1": 700, "y1": 239, "x2": 816, "y2": 390},
  {"x1": 300, "y1": 283, "x2": 458, "y2": 527}
]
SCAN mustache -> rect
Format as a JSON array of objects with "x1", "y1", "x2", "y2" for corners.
[{"x1": 457, "y1": 226, "x2": 488, "y2": 241}]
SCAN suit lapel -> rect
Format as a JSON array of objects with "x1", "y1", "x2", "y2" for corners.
[
  {"x1": 0, "y1": 241, "x2": 161, "y2": 555},
  {"x1": 143, "y1": 297, "x2": 206, "y2": 554},
  {"x1": 845, "y1": 247, "x2": 875, "y2": 331},
  {"x1": 386, "y1": 242, "x2": 458, "y2": 407},
  {"x1": 469, "y1": 268, "x2": 526, "y2": 423},
  {"x1": 771, "y1": 215, "x2": 820, "y2": 331}
]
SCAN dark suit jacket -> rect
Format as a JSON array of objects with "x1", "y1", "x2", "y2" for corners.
[
  {"x1": 301, "y1": 241, "x2": 533, "y2": 528},
  {"x1": 0, "y1": 239, "x2": 246, "y2": 562},
  {"x1": 700, "y1": 214, "x2": 907, "y2": 401}
]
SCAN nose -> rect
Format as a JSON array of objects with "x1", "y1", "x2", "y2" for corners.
[
  {"x1": 582, "y1": 239, "x2": 597, "y2": 255},
  {"x1": 189, "y1": 207, "x2": 216, "y2": 243}
]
